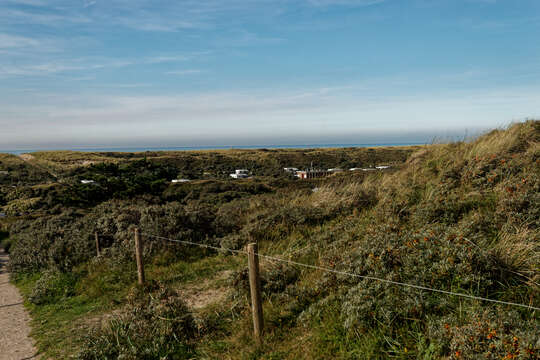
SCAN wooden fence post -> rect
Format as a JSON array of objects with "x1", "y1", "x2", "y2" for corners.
[
  {"x1": 134, "y1": 228, "x2": 145, "y2": 285},
  {"x1": 247, "y1": 243, "x2": 263, "y2": 344},
  {"x1": 95, "y1": 232, "x2": 100, "y2": 257}
]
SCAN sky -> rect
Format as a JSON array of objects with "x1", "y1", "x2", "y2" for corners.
[{"x1": 1, "y1": 0, "x2": 539, "y2": 150}]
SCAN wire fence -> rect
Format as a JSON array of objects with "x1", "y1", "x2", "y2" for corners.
[{"x1": 139, "y1": 232, "x2": 539, "y2": 312}]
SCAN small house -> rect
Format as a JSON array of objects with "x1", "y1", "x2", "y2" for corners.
[
  {"x1": 80, "y1": 180, "x2": 95, "y2": 184},
  {"x1": 230, "y1": 169, "x2": 249, "y2": 179},
  {"x1": 295, "y1": 169, "x2": 331, "y2": 180},
  {"x1": 172, "y1": 179, "x2": 191, "y2": 183},
  {"x1": 0, "y1": 212, "x2": 6, "y2": 218}
]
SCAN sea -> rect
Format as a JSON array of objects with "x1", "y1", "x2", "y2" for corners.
[{"x1": 0, "y1": 142, "x2": 425, "y2": 155}]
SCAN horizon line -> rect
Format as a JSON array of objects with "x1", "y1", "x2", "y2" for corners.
[{"x1": 0, "y1": 141, "x2": 432, "y2": 154}]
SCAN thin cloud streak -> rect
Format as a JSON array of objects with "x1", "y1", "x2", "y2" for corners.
[
  {"x1": 0, "y1": 52, "x2": 206, "y2": 78},
  {"x1": 0, "y1": 0, "x2": 382, "y2": 33},
  {"x1": 308, "y1": 0, "x2": 385, "y2": 7},
  {"x1": 166, "y1": 70, "x2": 205, "y2": 75},
  {"x1": 0, "y1": 33, "x2": 40, "y2": 48},
  {"x1": 0, "y1": 8, "x2": 91, "y2": 26}
]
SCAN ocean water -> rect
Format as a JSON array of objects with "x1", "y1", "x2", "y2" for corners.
[{"x1": 1, "y1": 142, "x2": 424, "y2": 155}]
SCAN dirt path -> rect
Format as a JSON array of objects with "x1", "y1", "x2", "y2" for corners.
[{"x1": 0, "y1": 249, "x2": 39, "y2": 360}]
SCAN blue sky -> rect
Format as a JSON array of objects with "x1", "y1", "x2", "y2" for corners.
[{"x1": 1, "y1": 0, "x2": 539, "y2": 149}]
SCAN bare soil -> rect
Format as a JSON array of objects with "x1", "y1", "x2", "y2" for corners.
[
  {"x1": 181, "y1": 270, "x2": 232, "y2": 310},
  {"x1": 0, "y1": 249, "x2": 39, "y2": 360},
  {"x1": 17, "y1": 154, "x2": 35, "y2": 162}
]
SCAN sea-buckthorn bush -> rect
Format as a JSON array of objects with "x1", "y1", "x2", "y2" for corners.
[
  {"x1": 334, "y1": 225, "x2": 501, "y2": 330},
  {"x1": 262, "y1": 263, "x2": 300, "y2": 296},
  {"x1": 8, "y1": 211, "x2": 88, "y2": 273},
  {"x1": 427, "y1": 309, "x2": 539, "y2": 359},
  {"x1": 228, "y1": 262, "x2": 300, "y2": 301}
]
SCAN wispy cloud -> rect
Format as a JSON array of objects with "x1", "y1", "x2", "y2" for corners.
[
  {"x1": 0, "y1": 62, "x2": 87, "y2": 77},
  {"x1": 307, "y1": 0, "x2": 385, "y2": 7},
  {"x1": 83, "y1": 0, "x2": 97, "y2": 8},
  {"x1": 0, "y1": 33, "x2": 40, "y2": 48},
  {"x1": 0, "y1": 8, "x2": 90, "y2": 26},
  {"x1": 213, "y1": 30, "x2": 285, "y2": 47},
  {"x1": 0, "y1": 51, "x2": 206, "y2": 78},
  {"x1": 144, "y1": 55, "x2": 193, "y2": 64},
  {"x1": 0, "y1": 58, "x2": 133, "y2": 77},
  {"x1": 3, "y1": 0, "x2": 49, "y2": 6},
  {"x1": 0, "y1": 0, "x2": 283, "y2": 32},
  {"x1": 166, "y1": 69, "x2": 205, "y2": 75},
  {"x1": 67, "y1": 75, "x2": 95, "y2": 81}
]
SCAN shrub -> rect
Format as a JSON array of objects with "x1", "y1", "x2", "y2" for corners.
[
  {"x1": 77, "y1": 283, "x2": 196, "y2": 360},
  {"x1": 427, "y1": 308, "x2": 539, "y2": 359},
  {"x1": 263, "y1": 263, "x2": 300, "y2": 296},
  {"x1": 29, "y1": 270, "x2": 77, "y2": 305},
  {"x1": 0, "y1": 230, "x2": 11, "y2": 252}
]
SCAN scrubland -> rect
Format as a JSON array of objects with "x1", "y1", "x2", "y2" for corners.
[{"x1": 0, "y1": 122, "x2": 538, "y2": 359}]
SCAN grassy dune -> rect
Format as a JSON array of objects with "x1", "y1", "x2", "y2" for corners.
[{"x1": 3, "y1": 121, "x2": 539, "y2": 359}]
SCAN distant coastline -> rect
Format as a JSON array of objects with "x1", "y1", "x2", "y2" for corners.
[{"x1": 0, "y1": 142, "x2": 425, "y2": 155}]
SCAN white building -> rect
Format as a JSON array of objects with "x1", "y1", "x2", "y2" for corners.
[
  {"x1": 230, "y1": 169, "x2": 249, "y2": 179},
  {"x1": 283, "y1": 167, "x2": 299, "y2": 172},
  {"x1": 80, "y1": 180, "x2": 95, "y2": 184},
  {"x1": 172, "y1": 179, "x2": 191, "y2": 183},
  {"x1": 295, "y1": 169, "x2": 330, "y2": 179}
]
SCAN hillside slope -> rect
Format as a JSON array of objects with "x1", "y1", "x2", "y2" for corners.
[{"x1": 4, "y1": 121, "x2": 539, "y2": 359}]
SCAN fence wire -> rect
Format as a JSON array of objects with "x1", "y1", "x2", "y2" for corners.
[{"x1": 139, "y1": 232, "x2": 539, "y2": 311}]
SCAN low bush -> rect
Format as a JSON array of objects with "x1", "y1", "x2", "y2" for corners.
[
  {"x1": 77, "y1": 282, "x2": 196, "y2": 360},
  {"x1": 427, "y1": 308, "x2": 539, "y2": 359},
  {"x1": 29, "y1": 270, "x2": 77, "y2": 305},
  {"x1": 0, "y1": 230, "x2": 11, "y2": 252}
]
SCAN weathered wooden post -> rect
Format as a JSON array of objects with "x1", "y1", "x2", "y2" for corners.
[
  {"x1": 247, "y1": 243, "x2": 263, "y2": 344},
  {"x1": 134, "y1": 228, "x2": 145, "y2": 285},
  {"x1": 95, "y1": 232, "x2": 100, "y2": 257}
]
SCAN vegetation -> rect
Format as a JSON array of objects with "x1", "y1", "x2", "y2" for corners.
[
  {"x1": 1, "y1": 122, "x2": 538, "y2": 359},
  {"x1": 78, "y1": 282, "x2": 196, "y2": 360},
  {"x1": 0, "y1": 153, "x2": 55, "y2": 186}
]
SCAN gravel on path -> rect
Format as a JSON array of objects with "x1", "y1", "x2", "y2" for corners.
[{"x1": 0, "y1": 249, "x2": 39, "y2": 360}]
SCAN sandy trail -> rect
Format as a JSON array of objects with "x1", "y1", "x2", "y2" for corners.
[{"x1": 0, "y1": 249, "x2": 39, "y2": 360}]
